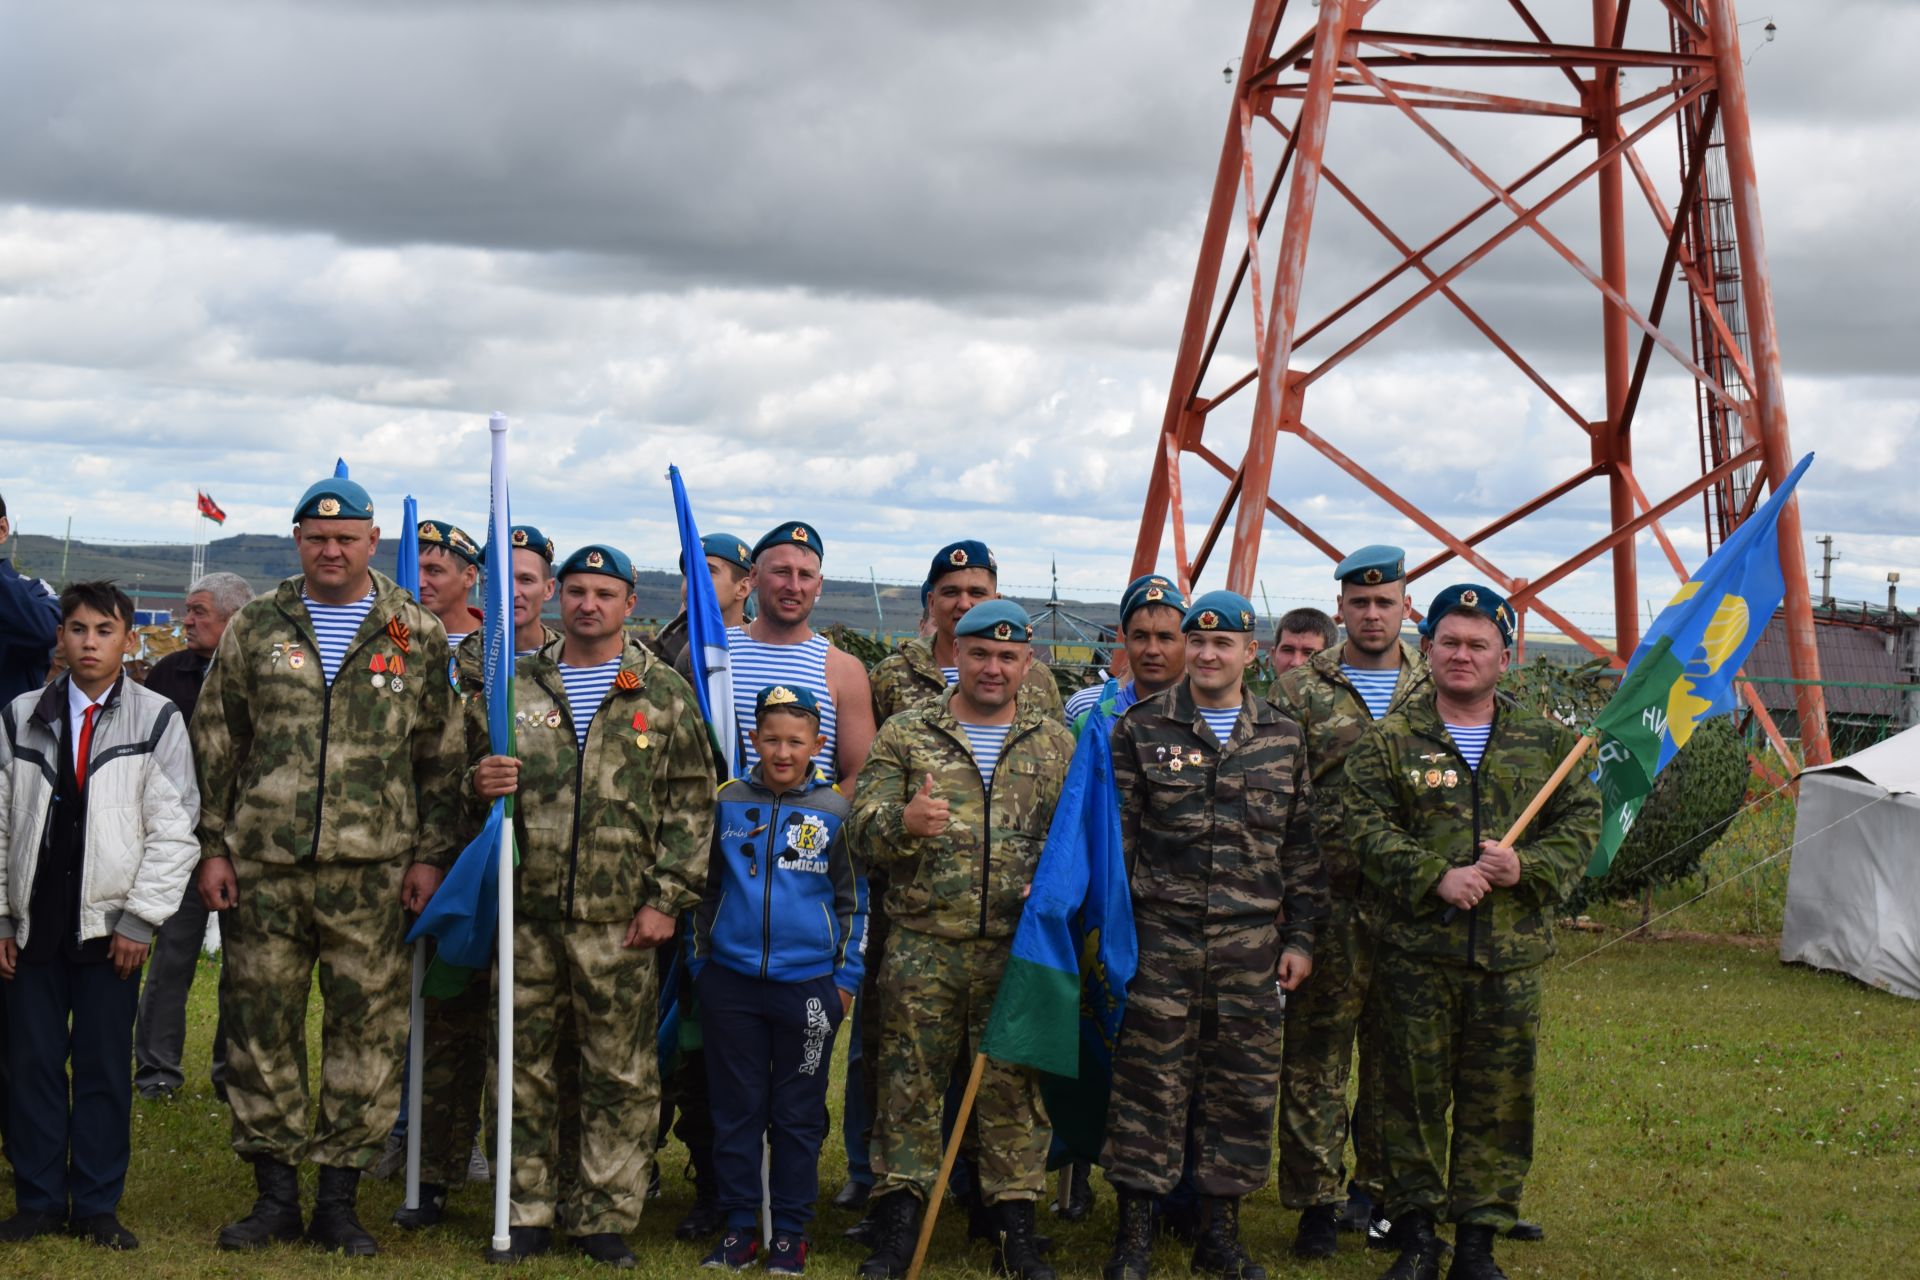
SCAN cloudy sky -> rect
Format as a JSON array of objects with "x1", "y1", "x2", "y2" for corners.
[{"x1": 0, "y1": 0, "x2": 1911, "y2": 631}]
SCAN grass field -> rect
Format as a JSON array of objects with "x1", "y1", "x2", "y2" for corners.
[{"x1": 4, "y1": 924, "x2": 1913, "y2": 1280}]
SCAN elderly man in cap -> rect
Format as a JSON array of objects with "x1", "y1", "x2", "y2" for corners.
[
  {"x1": 1268, "y1": 545, "x2": 1431, "y2": 1257},
  {"x1": 191, "y1": 475, "x2": 463, "y2": 1256},
  {"x1": 1346, "y1": 584, "x2": 1598, "y2": 1280},
  {"x1": 468, "y1": 542, "x2": 715, "y2": 1266},
  {"x1": 1102, "y1": 591, "x2": 1326, "y2": 1280},
  {"x1": 1064, "y1": 573, "x2": 1189, "y2": 731},
  {"x1": 848, "y1": 600, "x2": 1075, "y2": 1280}
]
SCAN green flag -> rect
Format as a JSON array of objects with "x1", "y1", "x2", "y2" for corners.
[{"x1": 1587, "y1": 636, "x2": 1685, "y2": 876}]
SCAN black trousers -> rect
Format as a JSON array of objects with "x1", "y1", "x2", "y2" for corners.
[
  {"x1": 6, "y1": 953, "x2": 142, "y2": 1217},
  {"x1": 133, "y1": 884, "x2": 228, "y2": 1095}
]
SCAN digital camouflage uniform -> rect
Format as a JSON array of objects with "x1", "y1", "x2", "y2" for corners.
[
  {"x1": 1345, "y1": 690, "x2": 1599, "y2": 1231},
  {"x1": 1101, "y1": 679, "x2": 1326, "y2": 1197},
  {"x1": 846, "y1": 687, "x2": 1074, "y2": 1205},
  {"x1": 192, "y1": 571, "x2": 463, "y2": 1171},
  {"x1": 869, "y1": 635, "x2": 1065, "y2": 726},
  {"x1": 464, "y1": 634, "x2": 715, "y2": 1235},
  {"x1": 1267, "y1": 638, "x2": 1429, "y2": 1209}
]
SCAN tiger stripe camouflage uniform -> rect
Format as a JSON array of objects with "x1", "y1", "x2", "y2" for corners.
[
  {"x1": 1345, "y1": 689, "x2": 1599, "y2": 1232},
  {"x1": 846, "y1": 687, "x2": 1075, "y2": 1205},
  {"x1": 1267, "y1": 637, "x2": 1429, "y2": 1210},
  {"x1": 1101, "y1": 678, "x2": 1326, "y2": 1196},
  {"x1": 192, "y1": 571, "x2": 463, "y2": 1171},
  {"x1": 465, "y1": 633, "x2": 715, "y2": 1235}
]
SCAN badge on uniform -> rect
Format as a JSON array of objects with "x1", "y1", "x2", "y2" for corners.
[
  {"x1": 270, "y1": 642, "x2": 285, "y2": 667},
  {"x1": 386, "y1": 617, "x2": 412, "y2": 653},
  {"x1": 1424, "y1": 769, "x2": 1443, "y2": 788},
  {"x1": 1155, "y1": 745, "x2": 1168, "y2": 762},
  {"x1": 1443, "y1": 769, "x2": 1459, "y2": 788},
  {"x1": 632, "y1": 710, "x2": 650, "y2": 749},
  {"x1": 1170, "y1": 757, "x2": 1184, "y2": 773},
  {"x1": 614, "y1": 670, "x2": 640, "y2": 692},
  {"x1": 370, "y1": 653, "x2": 388, "y2": 689},
  {"x1": 1188, "y1": 750, "x2": 1204, "y2": 766},
  {"x1": 545, "y1": 709, "x2": 563, "y2": 729},
  {"x1": 287, "y1": 647, "x2": 305, "y2": 670}
]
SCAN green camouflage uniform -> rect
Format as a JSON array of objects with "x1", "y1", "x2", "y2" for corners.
[
  {"x1": 846, "y1": 688, "x2": 1074, "y2": 1205},
  {"x1": 464, "y1": 635, "x2": 716, "y2": 1234},
  {"x1": 1101, "y1": 679, "x2": 1325, "y2": 1197},
  {"x1": 192, "y1": 572, "x2": 463, "y2": 1170},
  {"x1": 1267, "y1": 639, "x2": 1429, "y2": 1209},
  {"x1": 1345, "y1": 690, "x2": 1599, "y2": 1230},
  {"x1": 869, "y1": 635, "x2": 1065, "y2": 726}
]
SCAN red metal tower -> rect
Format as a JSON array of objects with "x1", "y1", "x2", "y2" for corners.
[{"x1": 1130, "y1": 0, "x2": 1830, "y2": 764}]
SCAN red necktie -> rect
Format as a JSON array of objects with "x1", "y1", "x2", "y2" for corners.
[{"x1": 76, "y1": 704, "x2": 99, "y2": 791}]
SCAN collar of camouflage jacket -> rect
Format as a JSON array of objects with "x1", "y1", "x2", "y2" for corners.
[
  {"x1": 924, "y1": 681, "x2": 1055, "y2": 742},
  {"x1": 273, "y1": 570, "x2": 416, "y2": 648},
  {"x1": 1305, "y1": 636, "x2": 1429, "y2": 693},
  {"x1": 895, "y1": 634, "x2": 943, "y2": 684},
  {"x1": 521, "y1": 633, "x2": 655, "y2": 684},
  {"x1": 1396, "y1": 682, "x2": 1508, "y2": 755},
  {"x1": 1162, "y1": 676, "x2": 1279, "y2": 748}
]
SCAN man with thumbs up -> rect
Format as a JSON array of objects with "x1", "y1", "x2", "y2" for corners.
[{"x1": 847, "y1": 601, "x2": 1075, "y2": 1280}]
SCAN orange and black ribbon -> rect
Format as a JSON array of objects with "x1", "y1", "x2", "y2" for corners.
[{"x1": 386, "y1": 617, "x2": 412, "y2": 653}]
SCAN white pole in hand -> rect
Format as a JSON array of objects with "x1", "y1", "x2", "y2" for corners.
[
  {"x1": 489, "y1": 411, "x2": 515, "y2": 1255},
  {"x1": 404, "y1": 937, "x2": 425, "y2": 1210}
]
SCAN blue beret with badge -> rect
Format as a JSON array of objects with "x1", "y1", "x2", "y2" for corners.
[
  {"x1": 680, "y1": 532, "x2": 753, "y2": 577},
  {"x1": 1335, "y1": 543, "x2": 1407, "y2": 586},
  {"x1": 1424, "y1": 582, "x2": 1515, "y2": 647},
  {"x1": 1120, "y1": 573, "x2": 1188, "y2": 625},
  {"x1": 1183, "y1": 589, "x2": 1257, "y2": 634},
  {"x1": 417, "y1": 519, "x2": 481, "y2": 567},
  {"x1": 509, "y1": 524, "x2": 556, "y2": 564},
  {"x1": 557, "y1": 543, "x2": 636, "y2": 586},
  {"x1": 954, "y1": 599, "x2": 1033, "y2": 644},
  {"x1": 752, "y1": 521, "x2": 824, "y2": 563},
  {"x1": 294, "y1": 477, "x2": 375, "y2": 522},
  {"x1": 928, "y1": 540, "x2": 997, "y2": 584},
  {"x1": 755, "y1": 683, "x2": 823, "y2": 724}
]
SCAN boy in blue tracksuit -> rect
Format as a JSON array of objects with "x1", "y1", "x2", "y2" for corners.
[{"x1": 694, "y1": 684, "x2": 864, "y2": 1275}]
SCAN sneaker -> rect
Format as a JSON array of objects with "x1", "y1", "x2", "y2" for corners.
[
  {"x1": 467, "y1": 1142, "x2": 492, "y2": 1183},
  {"x1": 765, "y1": 1230, "x2": 808, "y2": 1275},
  {"x1": 703, "y1": 1228, "x2": 761, "y2": 1270}
]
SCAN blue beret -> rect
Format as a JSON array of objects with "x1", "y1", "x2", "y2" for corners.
[
  {"x1": 703, "y1": 532, "x2": 754, "y2": 575},
  {"x1": 929, "y1": 540, "x2": 997, "y2": 582},
  {"x1": 557, "y1": 543, "x2": 636, "y2": 586},
  {"x1": 1335, "y1": 544, "x2": 1407, "y2": 586},
  {"x1": 509, "y1": 524, "x2": 556, "y2": 563},
  {"x1": 752, "y1": 521, "x2": 824, "y2": 562},
  {"x1": 920, "y1": 580, "x2": 932, "y2": 609},
  {"x1": 954, "y1": 599, "x2": 1033, "y2": 644},
  {"x1": 294, "y1": 477, "x2": 375, "y2": 522},
  {"x1": 1120, "y1": 575, "x2": 1188, "y2": 625},
  {"x1": 755, "y1": 683, "x2": 822, "y2": 723},
  {"x1": 417, "y1": 519, "x2": 480, "y2": 567},
  {"x1": 1183, "y1": 589, "x2": 1257, "y2": 634},
  {"x1": 1425, "y1": 583, "x2": 1515, "y2": 646}
]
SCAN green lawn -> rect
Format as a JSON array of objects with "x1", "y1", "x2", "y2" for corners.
[{"x1": 5, "y1": 934, "x2": 1915, "y2": 1279}]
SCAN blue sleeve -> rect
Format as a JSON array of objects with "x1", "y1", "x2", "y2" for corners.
[{"x1": 0, "y1": 563, "x2": 59, "y2": 649}]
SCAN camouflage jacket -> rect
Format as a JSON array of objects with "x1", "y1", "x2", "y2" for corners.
[
  {"x1": 192, "y1": 572, "x2": 463, "y2": 869},
  {"x1": 1268, "y1": 639, "x2": 1431, "y2": 897},
  {"x1": 870, "y1": 636, "x2": 1065, "y2": 727},
  {"x1": 1113, "y1": 679, "x2": 1326, "y2": 954},
  {"x1": 464, "y1": 636, "x2": 716, "y2": 924},
  {"x1": 1345, "y1": 689, "x2": 1600, "y2": 972},
  {"x1": 847, "y1": 688, "x2": 1074, "y2": 941},
  {"x1": 453, "y1": 624, "x2": 562, "y2": 697}
]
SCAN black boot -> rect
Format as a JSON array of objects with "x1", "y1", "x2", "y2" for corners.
[
  {"x1": 856, "y1": 1191, "x2": 923, "y2": 1280},
  {"x1": 1504, "y1": 1220, "x2": 1543, "y2": 1243},
  {"x1": 1055, "y1": 1160, "x2": 1094, "y2": 1222},
  {"x1": 1102, "y1": 1188, "x2": 1155, "y2": 1280},
  {"x1": 1190, "y1": 1196, "x2": 1264, "y2": 1280},
  {"x1": 391, "y1": 1182, "x2": 448, "y2": 1231},
  {"x1": 989, "y1": 1198, "x2": 1056, "y2": 1280},
  {"x1": 1379, "y1": 1212, "x2": 1449, "y2": 1280},
  {"x1": 967, "y1": 1178, "x2": 1054, "y2": 1253},
  {"x1": 307, "y1": 1164, "x2": 377, "y2": 1256},
  {"x1": 573, "y1": 1231, "x2": 638, "y2": 1267},
  {"x1": 674, "y1": 1145, "x2": 724, "y2": 1241},
  {"x1": 216, "y1": 1159, "x2": 304, "y2": 1251},
  {"x1": 1445, "y1": 1225, "x2": 1507, "y2": 1280},
  {"x1": 1291, "y1": 1202, "x2": 1340, "y2": 1260},
  {"x1": 485, "y1": 1225, "x2": 553, "y2": 1264}
]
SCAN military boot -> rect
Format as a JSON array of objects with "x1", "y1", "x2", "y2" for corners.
[
  {"x1": 1190, "y1": 1196, "x2": 1265, "y2": 1280},
  {"x1": 674, "y1": 1144, "x2": 725, "y2": 1241},
  {"x1": 1291, "y1": 1203, "x2": 1341, "y2": 1259},
  {"x1": 856, "y1": 1191, "x2": 923, "y2": 1280},
  {"x1": 967, "y1": 1177, "x2": 1052, "y2": 1253},
  {"x1": 1055, "y1": 1160, "x2": 1094, "y2": 1222},
  {"x1": 216, "y1": 1159, "x2": 303, "y2": 1251},
  {"x1": 307, "y1": 1164, "x2": 378, "y2": 1256},
  {"x1": 1444, "y1": 1225, "x2": 1508, "y2": 1280},
  {"x1": 1379, "y1": 1212, "x2": 1449, "y2": 1280},
  {"x1": 990, "y1": 1198, "x2": 1056, "y2": 1280},
  {"x1": 1102, "y1": 1189, "x2": 1156, "y2": 1280},
  {"x1": 391, "y1": 1182, "x2": 448, "y2": 1231}
]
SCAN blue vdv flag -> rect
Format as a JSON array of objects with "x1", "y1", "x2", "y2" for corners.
[
  {"x1": 981, "y1": 711, "x2": 1137, "y2": 1163},
  {"x1": 668, "y1": 466, "x2": 741, "y2": 779},
  {"x1": 397, "y1": 496, "x2": 420, "y2": 598},
  {"x1": 334, "y1": 457, "x2": 349, "y2": 478},
  {"x1": 407, "y1": 436, "x2": 515, "y2": 990}
]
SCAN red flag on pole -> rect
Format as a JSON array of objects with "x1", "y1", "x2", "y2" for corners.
[{"x1": 197, "y1": 491, "x2": 227, "y2": 524}]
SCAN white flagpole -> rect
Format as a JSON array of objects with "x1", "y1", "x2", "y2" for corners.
[
  {"x1": 404, "y1": 941, "x2": 425, "y2": 1209},
  {"x1": 489, "y1": 412, "x2": 515, "y2": 1254}
]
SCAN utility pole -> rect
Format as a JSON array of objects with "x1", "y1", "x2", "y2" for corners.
[
  {"x1": 60, "y1": 517, "x2": 72, "y2": 585},
  {"x1": 1817, "y1": 535, "x2": 1839, "y2": 608},
  {"x1": 869, "y1": 568, "x2": 884, "y2": 634}
]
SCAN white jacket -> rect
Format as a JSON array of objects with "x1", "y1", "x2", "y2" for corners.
[{"x1": 0, "y1": 674, "x2": 201, "y2": 949}]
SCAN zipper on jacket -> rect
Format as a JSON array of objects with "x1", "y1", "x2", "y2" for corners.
[
  {"x1": 1417, "y1": 705, "x2": 1499, "y2": 964},
  {"x1": 761, "y1": 794, "x2": 784, "y2": 978},
  {"x1": 971, "y1": 718, "x2": 1042, "y2": 939},
  {"x1": 309, "y1": 643, "x2": 337, "y2": 862},
  {"x1": 561, "y1": 678, "x2": 608, "y2": 919}
]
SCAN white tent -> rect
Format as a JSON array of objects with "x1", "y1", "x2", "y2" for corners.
[{"x1": 1780, "y1": 726, "x2": 1920, "y2": 999}]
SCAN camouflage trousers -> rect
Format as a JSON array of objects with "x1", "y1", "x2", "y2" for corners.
[
  {"x1": 416, "y1": 956, "x2": 492, "y2": 1187},
  {"x1": 510, "y1": 916, "x2": 661, "y2": 1234},
  {"x1": 1276, "y1": 896, "x2": 1384, "y2": 1207},
  {"x1": 1373, "y1": 946, "x2": 1542, "y2": 1230},
  {"x1": 873, "y1": 928, "x2": 1048, "y2": 1204},
  {"x1": 222, "y1": 858, "x2": 408, "y2": 1169},
  {"x1": 1102, "y1": 911, "x2": 1282, "y2": 1197}
]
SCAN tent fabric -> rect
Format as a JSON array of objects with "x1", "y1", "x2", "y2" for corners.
[{"x1": 1781, "y1": 740, "x2": 1920, "y2": 1000}]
